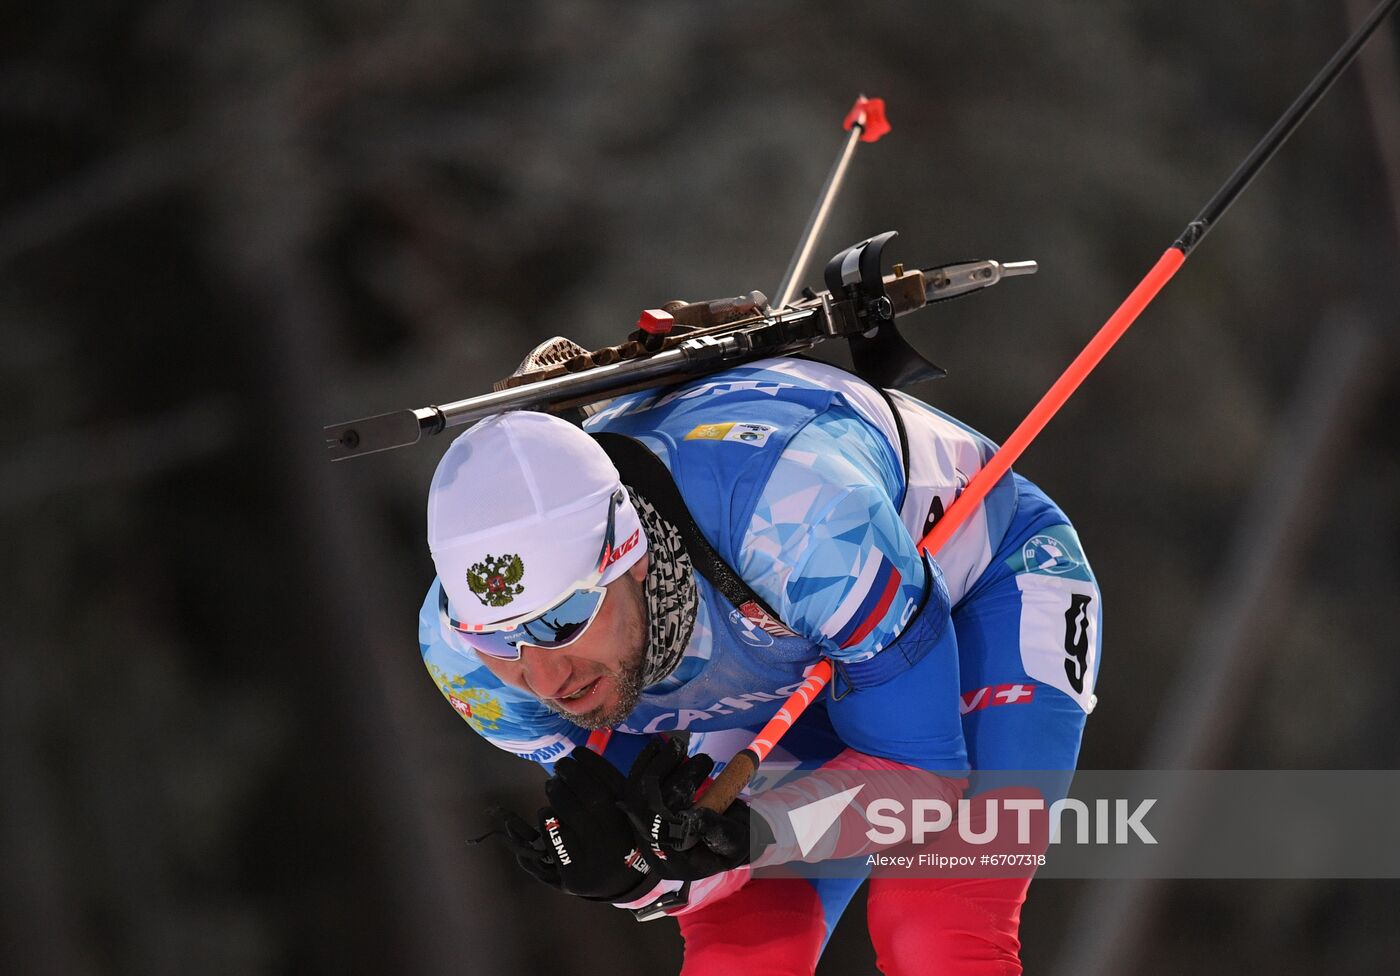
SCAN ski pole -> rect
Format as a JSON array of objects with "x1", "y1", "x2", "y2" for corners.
[{"x1": 694, "y1": 0, "x2": 1400, "y2": 815}]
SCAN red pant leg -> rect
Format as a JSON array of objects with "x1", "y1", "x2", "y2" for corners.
[
  {"x1": 677, "y1": 877, "x2": 827, "y2": 976},
  {"x1": 867, "y1": 875, "x2": 1030, "y2": 976}
]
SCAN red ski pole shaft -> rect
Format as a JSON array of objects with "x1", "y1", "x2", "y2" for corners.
[
  {"x1": 919, "y1": 247, "x2": 1185, "y2": 556},
  {"x1": 627, "y1": 0, "x2": 1398, "y2": 808},
  {"x1": 696, "y1": 249, "x2": 1187, "y2": 814},
  {"x1": 693, "y1": 662, "x2": 834, "y2": 809},
  {"x1": 697, "y1": 0, "x2": 1400, "y2": 811}
]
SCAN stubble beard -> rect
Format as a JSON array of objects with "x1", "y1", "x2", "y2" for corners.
[{"x1": 544, "y1": 576, "x2": 649, "y2": 731}]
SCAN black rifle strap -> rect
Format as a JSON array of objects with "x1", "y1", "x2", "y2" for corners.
[
  {"x1": 873, "y1": 386, "x2": 911, "y2": 488},
  {"x1": 592, "y1": 432, "x2": 785, "y2": 624}
]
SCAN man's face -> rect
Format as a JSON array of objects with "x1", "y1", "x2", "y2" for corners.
[{"x1": 474, "y1": 555, "x2": 649, "y2": 730}]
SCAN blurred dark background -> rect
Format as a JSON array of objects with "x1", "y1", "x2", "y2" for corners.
[{"x1": 3, "y1": 1, "x2": 1398, "y2": 973}]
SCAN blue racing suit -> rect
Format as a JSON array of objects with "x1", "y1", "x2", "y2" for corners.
[{"x1": 418, "y1": 357, "x2": 1102, "y2": 940}]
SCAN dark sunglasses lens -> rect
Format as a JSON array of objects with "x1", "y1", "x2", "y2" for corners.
[
  {"x1": 519, "y1": 588, "x2": 605, "y2": 648},
  {"x1": 458, "y1": 630, "x2": 522, "y2": 660},
  {"x1": 440, "y1": 580, "x2": 604, "y2": 658}
]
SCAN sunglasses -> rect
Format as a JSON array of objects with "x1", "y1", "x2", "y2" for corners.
[{"x1": 439, "y1": 488, "x2": 626, "y2": 661}]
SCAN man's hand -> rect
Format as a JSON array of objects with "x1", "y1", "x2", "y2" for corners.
[
  {"x1": 622, "y1": 735, "x2": 773, "y2": 880},
  {"x1": 491, "y1": 746, "x2": 657, "y2": 902}
]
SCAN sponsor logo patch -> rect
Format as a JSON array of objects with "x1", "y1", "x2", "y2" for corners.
[
  {"x1": 648, "y1": 815, "x2": 670, "y2": 861},
  {"x1": 736, "y1": 600, "x2": 798, "y2": 639},
  {"x1": 729, "y1": 606, "x2": 774, "y2": 647},
  {"x1": 445, "y1": 688, "x2": 505, "y2": 731},
  {"x1": 602, "y1": 528, "x2": 641, "y2": 569},
  {"x1": 959, "y1": 683, "x2": 1037, "y2": 715},
  {"x1": 614, "y1": 679, "x2": 813, "y2": 734},
  {"x1": 684, "y1": 421, "x2": 777, "y2": 448},
  {"x1": 544, "y1": 816, "x2": 571, "y2": 865},
  {"x1": 517, "y1": 740, "x2": 571, "y2": 763},
  {"x1": 624, "y1": 846, "x2": 651, "y2": 874},
  {"x1": 1021, "y1": 536, "x2": 1081, "y2": 576},
  {"x1": 427, "y1": 664, "x2": 507, "y2": 732},
  {"x1": 1007, "y1": 525, "x2": 1093, "y2": 583}
]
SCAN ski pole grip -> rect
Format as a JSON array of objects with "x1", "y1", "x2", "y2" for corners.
[{"x1": 696, "y1": 749, "x2": 758, "y2": 814}]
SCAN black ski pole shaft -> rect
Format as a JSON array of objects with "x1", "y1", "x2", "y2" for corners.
[
  {"x1": 1176, "y1": 0, "x2": 1400, "y2": 253},
  {"x1": 696, "y1": 0, "x2": 1400, "y2": 816}
]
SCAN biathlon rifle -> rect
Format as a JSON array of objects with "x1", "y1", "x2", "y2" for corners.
[
  {"x1": 324, "y1": 0, "x2": 1399, "y2": 844},
  {"x1": 323, "y1": 96, "x2": 1037, "y2": 461}
]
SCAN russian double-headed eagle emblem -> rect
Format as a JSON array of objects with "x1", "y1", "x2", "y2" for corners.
[{"x1": 467, "y1": 553, "x2": 525, "y2": 607}]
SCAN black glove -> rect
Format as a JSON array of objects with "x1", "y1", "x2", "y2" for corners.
[
  {"x1": 621, "y1": 734, "x2": 773, "y2": 881},
  {"x1": 486, "y1": 746, "x2": 658, "y2": 902}
]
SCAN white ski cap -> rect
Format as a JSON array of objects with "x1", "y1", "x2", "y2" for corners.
[{"x1": 427, "y1": 411, "x2": 647, "y2": 628}]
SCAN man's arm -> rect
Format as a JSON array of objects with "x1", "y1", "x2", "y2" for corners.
[
  {"x1": 614, "y1": 414, "x2": 969, "y2": 882},
  {"x1": 735, "y1": 410, "x2": 968, "y2": 773}
]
